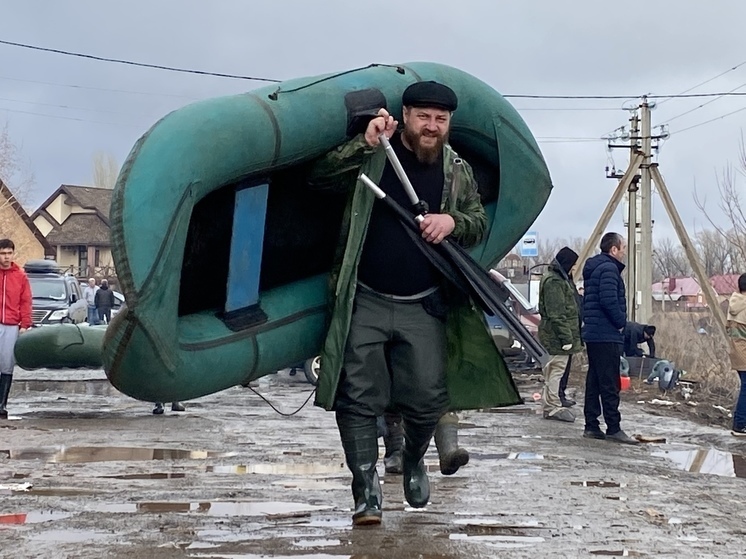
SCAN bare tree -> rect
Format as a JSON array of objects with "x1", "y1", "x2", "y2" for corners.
[
  {"x1": 694, "y1": 132, "x2": 746, "y2": 271},
  {"x1": 653, "y1": 237, "x2": 691, "y2": 280},
  {"x1": 91, "y1": 151, "x2": 120, "y2": 189},
  {"x1": 0, "y1": 120, "x2": 35, "y2": 210}
]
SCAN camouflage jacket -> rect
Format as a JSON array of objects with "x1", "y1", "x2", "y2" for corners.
[
  {"x1": 310, "y1": 133, "x2": 521, "y2": 411},
  {"x1": 538, "y1": 262, "x2": 582, "y2": 355}
]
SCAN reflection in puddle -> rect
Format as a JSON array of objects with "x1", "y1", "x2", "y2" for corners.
[
  {"x1": 207, "y1": 463, "x2": 345, "y2": 475},
  {"x1": 590, "y1": 551, "x2": 642, "y2": 557},
  {"x1": 293, "y1": 538, "x2": 342, "y2": 548},
  {"x1": 0, "y1": 511, "x2": 75, "y2": 524},
  {"x1": 2, "y1": 447, "x2": 231, "y2": 463},
  {"x1": 470, "y1": 452, "x2": 544, "y2": 461},
  {"x1": 190, "y1": 553, "x2": 346, "y2": 559},
  {"x1": 100, "y1": 473, "x2": 187, "y2": 480},
  {"x1": 478, "y1": 407, "x2": 537, "y2": 414},
  {"x1": 81, "y1": 501, "x2": 333, "y2": 517},
  {"x1": 29, "y1": 530, "x2": 109, "y2": 543},
  {"x1": 570, "y1": 481, "x2": 624, "y2": 488},
  {"x1": 450, "y1": 533, "x2": 544, "y2": 549},
  {"x1": 14, "y1": 380, "x2": 117, "y2": 396},
  {"x1": 653, "y1": 447, "x2": 746, "y2": 478}
]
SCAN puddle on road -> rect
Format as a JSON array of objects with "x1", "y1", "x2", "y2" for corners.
[
  {"x1": 207, "y1": 463, "x2": 345, "y2": 475},
  {"x1": 2, "y1": 446, "x2": 231, "y2": 463},
  {"x1": 571, "y1": 481, "x2": 625, "y2": 488},
  {"x1": 13, "y1": 380, "x2": 117, "y2": 397},
  {"x1": 653, "y1": 447, "x2": 746, "y2": 478},
  {"x1": 450, "y1": 533, "x2": 545, "y2": 549},
  {"x1": 29, "y1": 529, "x2": 109, "y2": 543},
  {"x1": 0, "y1": 510, "x2": 74, "y2": 524},
  {"x1": 478, "y1": 406, "x2": 538, "y2": 415},
  {"x1": 100, "y1": 472, "x2": 187, "y2": 480},
  {"x1": 470, "y1": 452, "x2": 544, "y2": 461},
  {"x1": 294, "y1": 538, "x2": 342, "y2": 548},
  {"x1": 79, "y1": 501, "x2": 333, "y2": 517},
  {"x1": 189, "y1": 555, "x2": 347, "y2": 559}
]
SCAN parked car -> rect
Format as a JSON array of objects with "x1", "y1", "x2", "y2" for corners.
[{"x1": 24, "y1": 260, "x2": 87, "y2": 326}]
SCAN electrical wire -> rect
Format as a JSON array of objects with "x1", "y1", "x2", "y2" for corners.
[
  {"x1": 0, "y1": 38, "x2": 281, "y2": 82},
  {"x1": 669, "y1": 106, "x2": 746, "y2": 136},
  {"x1": 0, "y1": 105, "x2": 144, "y2": 127},
  {"x1": 3, "y1": 38, "x2": 746, "y2": 100},
  {"x1": 0, "y1": 74, "x2": 202, "y2": 100},
  {"x1": 0, "y1": 95, "x2": 159, "y2": 118},
  {"x1": 661, "y1": 80, "x2": 746, "y2": 125},
  {"x1": 656, "y1": 59, "x2": 746, "y2": 106}
]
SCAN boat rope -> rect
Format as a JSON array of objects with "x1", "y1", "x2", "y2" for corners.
[
  {"x1": 245, "y1": 385, "x2": 317, "y2": 417},
  {"x1": 267, "y1": 63, "x2": 406, "y2": 100}
]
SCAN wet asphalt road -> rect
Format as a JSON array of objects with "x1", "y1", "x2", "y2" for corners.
[{"x1": 1, "y1": 367, "x2": 745, "y2": 559}]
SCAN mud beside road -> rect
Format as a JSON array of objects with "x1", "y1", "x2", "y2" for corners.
[{"x1": 1, "y1": 369, "x2": 745, "y2": 558}]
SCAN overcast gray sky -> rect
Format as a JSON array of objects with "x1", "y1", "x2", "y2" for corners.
[{"x1": 1, "y1": 0, "x2": 745, "y2": 245}]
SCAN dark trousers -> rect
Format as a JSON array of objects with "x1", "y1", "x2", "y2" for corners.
[
  {"x1": 584, "y1": 342, "x2": 622, "y2": 434},
  {"x1": 334, "y1": 289, "x2": 449, "y2": 430},
  {"x1": 559, "y1": 354, "x2": 573, "y2": 399}
]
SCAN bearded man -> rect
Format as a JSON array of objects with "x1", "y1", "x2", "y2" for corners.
[{"x1": 308, "y1": 81, "x2": 519, "y2": 525}]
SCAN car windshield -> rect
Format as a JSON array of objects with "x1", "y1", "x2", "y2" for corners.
[{"x1": 29, "y1": 278, "x2": 67, "y2": 300}]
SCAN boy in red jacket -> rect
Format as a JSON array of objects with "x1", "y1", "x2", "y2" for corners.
[{"x1": 0, "y1": 238, "x2": 32, "y2": 419}]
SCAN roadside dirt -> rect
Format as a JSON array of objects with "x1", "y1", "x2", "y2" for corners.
[{"x1": 1, "y1": 367, "x2": 745, "y2": 558}]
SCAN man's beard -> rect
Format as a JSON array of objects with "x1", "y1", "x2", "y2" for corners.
[{"x1": 402, "y1": 127, "x2": 446, "y2": 165}]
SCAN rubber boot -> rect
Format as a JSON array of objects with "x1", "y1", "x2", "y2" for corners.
[
  {"x1": 382, "y1": 412, "x2": 403, "y2": 475},
  {"x1": 171, "y1": 402, "x2": 186, "y2": 412},
  {"x1": 336, "y1": 412, "x2": 383, "y2": 526},
  {"x1": 152, "y1": 402, "x2": 164, "y2": 415},
  {"x1": 0, "y1": 374, "x2": 12, "y2": 420},
  {"x1": 402, "y1": 421, "x2": 433, "y2": 508},
  {"x1": 434, "y1": 412, "x2": 469, "y2": 475}
]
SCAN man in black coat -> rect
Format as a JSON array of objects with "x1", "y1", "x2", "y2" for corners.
[
  {"x1": 581, "y1": 232, "x2": 639, "y2": 445},
  {"x1": 624, "y1": 322, "x2": 656, "y2": 358}
]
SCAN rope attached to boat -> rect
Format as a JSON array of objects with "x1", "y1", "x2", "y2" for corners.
[{"x1": 245, "y1": 386, "x2": 316, "y2": 417}]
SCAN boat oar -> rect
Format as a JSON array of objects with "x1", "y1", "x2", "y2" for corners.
[{"x1": 361, "y1": 135, "x2": 550, "y2": 367}]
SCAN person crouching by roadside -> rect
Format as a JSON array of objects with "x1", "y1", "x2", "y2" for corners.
[
  {"x1": 538, "y1": 247, "x2": 582, "y2": 422},
  {"x1": 726, "y1": 273, "x2": 746, "y2": 437}
]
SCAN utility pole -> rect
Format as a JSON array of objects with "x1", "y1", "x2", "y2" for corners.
[
  {"x1": 626, "y1": 113, "x2": 640, "y2": 321},
  {"x1": 575, "y1": 100, "x2": 729, "y2": 339},
  {"x1": 639, "y1": 99, "x2": 653, "y2": 322}
]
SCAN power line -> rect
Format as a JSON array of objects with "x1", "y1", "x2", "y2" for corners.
[
  {"x1": 657, "y1": 59, "x2": 746, "y2": 106},
  {"x1": 3, "y1": 38, "x2": 746, "y2": 101},
  {"x1": 0, "y1": 95, "x2": 159, "y2": 118},
  {"x1": 0, "y1": 38, "x2": 281, "y2": 83},
  {"x1": 660, "y1": 80, "x2": 746, "y2": 125},
  {"x1": 505, "y1": 92, "x2": 746, "y2": 99},
  {"x1": 0, "y1": 74, "x2": 202, "y2": 100},
  {"x1": 0, "y1": 105, "x2": 143, "y2": 127},
  {"x1": 670, "y1": 106, "x2": 746, "y2": 136}
]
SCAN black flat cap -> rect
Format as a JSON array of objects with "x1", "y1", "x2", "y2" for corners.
[{"x1": 402, "y1": 81, "x2": 458, "y2": 112}]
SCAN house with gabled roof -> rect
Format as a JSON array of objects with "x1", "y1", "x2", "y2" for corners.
[
  {"x1": 0, "y1": 178, "x2": 53, "y2": 265},
  {"x1": 31, "y1": 184, "x2": 114, "y2": 279}
]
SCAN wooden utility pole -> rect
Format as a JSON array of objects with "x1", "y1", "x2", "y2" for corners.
[{"x1": 650, "y1": 165, "x2": 727, "y2": 339}]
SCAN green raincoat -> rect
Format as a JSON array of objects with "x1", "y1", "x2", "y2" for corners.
[
  {"x1": 538, "y1": 263, "x2": 582, "y2": 355},
  {"x1": 309, "y1": 134, "x2": 521, "y2": 411}
]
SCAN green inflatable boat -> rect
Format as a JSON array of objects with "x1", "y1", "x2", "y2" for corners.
[{"x1": 102, "y1": 62, "x2": 552, "y2": 402}]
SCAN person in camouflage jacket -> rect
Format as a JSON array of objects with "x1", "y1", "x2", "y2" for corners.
[
  {"x1": 538, "y1": 247, "x2": 582, "y2": 422},
  {"x1": 307, "y1": 82, "x2": 520, "y2": 526}
]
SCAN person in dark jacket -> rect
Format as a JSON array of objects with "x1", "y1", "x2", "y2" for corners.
[
  {"x1": 581, "y1": 232, "x2": 638, "y2": 445},
  {"x1": 623, "y1": 322, "x2": 656, "y2": 358},
  {"x1": 94, "y1": 279, "x2": 116, "y2": 324},
  {"x1": 538, "y1": 247, "x2": 582, "y2": 422}
]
